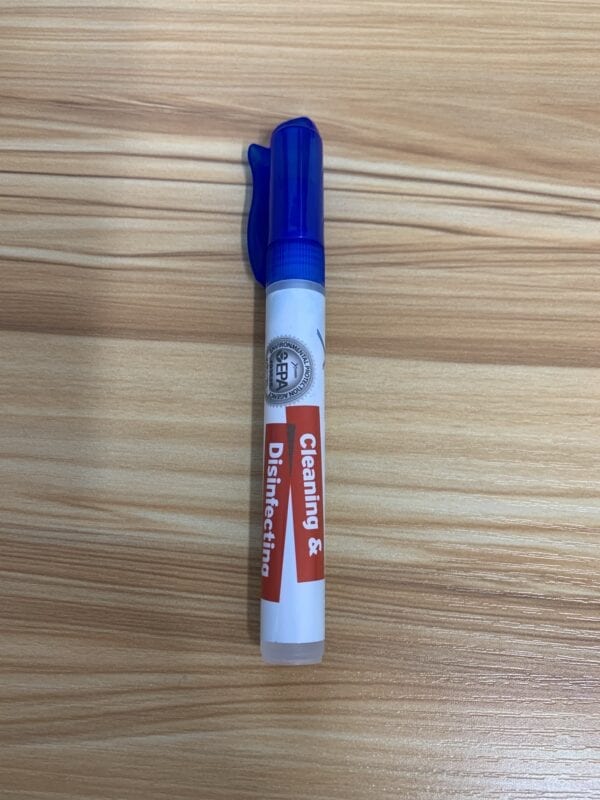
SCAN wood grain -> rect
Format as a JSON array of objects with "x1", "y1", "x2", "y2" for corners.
[{"x1": 1, "y1": 2, "x2": 600, "y2": 798}]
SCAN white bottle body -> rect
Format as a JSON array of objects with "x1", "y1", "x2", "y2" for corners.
[{"x1": 260, "y1": 279, "x2": 325, "y2": 665}]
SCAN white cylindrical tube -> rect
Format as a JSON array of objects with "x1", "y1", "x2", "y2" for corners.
[{"x1": 260, "y1": 278, "x2": 325, "y2": 665}]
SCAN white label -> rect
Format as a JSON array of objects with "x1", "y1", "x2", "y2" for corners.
[{"x1": 260, "y1": 284, "x2": 325, "y2": 644}]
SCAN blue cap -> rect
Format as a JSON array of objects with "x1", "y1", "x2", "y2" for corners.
[{"x1": 247, "y1": 117, "x2": 325, "y2": 287}]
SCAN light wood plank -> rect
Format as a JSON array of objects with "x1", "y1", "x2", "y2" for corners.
[{"x1": 1, "y1": 2, "x2": 599, "y2": 798}]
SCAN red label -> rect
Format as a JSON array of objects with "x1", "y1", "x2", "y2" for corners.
[
  {"x1": 261, "y1": 424, "x2": 291, "y2": 602},
  {"x1": 286, "y1": 405, "x2": 325, "y2": 582}
]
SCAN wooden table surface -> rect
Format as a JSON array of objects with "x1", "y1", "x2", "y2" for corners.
[{"x1": 2, "y1": 2, "x2": 600, "y2": 798}]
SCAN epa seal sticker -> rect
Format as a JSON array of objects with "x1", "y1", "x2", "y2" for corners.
[{"x1": 266, "y1": 336, "x2": 314, "y2": 405}]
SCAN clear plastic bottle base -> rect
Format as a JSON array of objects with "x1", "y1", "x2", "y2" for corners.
[{"x1": 261, "y1": 641, "x2": 324, "y2": 665}]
